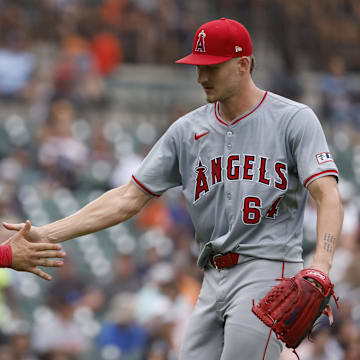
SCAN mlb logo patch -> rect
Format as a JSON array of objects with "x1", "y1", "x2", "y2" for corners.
[{"x1": 316, "y1": 152, "x2": 334, "y2": 164}]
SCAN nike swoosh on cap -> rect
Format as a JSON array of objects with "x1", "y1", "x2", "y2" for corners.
[{"x1": 194, "y1": 131, "x2": 209, "y2": 140}]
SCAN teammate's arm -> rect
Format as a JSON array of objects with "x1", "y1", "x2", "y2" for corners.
[
  {"x1": 307, "y1": 175, "x2": 344, "y2": 275},
  {"x1": 4, "y1": 181, "x2": 151, "y2": 244}
]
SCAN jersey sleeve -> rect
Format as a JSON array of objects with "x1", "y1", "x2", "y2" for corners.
[
  {"x1": 132, "y1": 124, "x2": 182, "y2": 197},
  {"x1": 288, "y1": 107, "x2": 339, "y2": 187}
]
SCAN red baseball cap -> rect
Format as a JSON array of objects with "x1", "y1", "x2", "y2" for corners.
[{"x1": 176, "y1": 18, "x2": 253, "y2": 65}]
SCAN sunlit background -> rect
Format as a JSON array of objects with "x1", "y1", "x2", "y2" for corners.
[{"x1": 0, "y1": 1, "x2": 359, "y2": 359}]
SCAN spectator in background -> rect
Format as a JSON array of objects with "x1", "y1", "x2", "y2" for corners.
[
  {"x1": 91, "y1": 30, "x2": 123, "y2": 76},
  {"x1": 111, "y1": 152, "x2": 143, "y2": 188},
  {"x1": 101, "y1": 252, "x2": 142, "y2": 308},
  {"x1": 326, "y1": 316, "x2": 360, "y2": 360},
  {"x1": 89, "y1": 119, "x2": 115, "y2": 165},
  {"x1": 302, "y1": 325, "x2": 332, "y2": 360},
  {"x1": 32, "y1": 295, "x2": 87, "y2": 359},
  {"x1": 4, "y1": 319, "x2": 37, "y2": 360},
  {"x1": 100, "y1": 0, "x2": 128, "y2": 29},
  {"x1": 46, "y1": 256, "x2": 87, "y2": 309},
  {"x1": 47, "y1": 256, "x2": 104, "y2": 313},
  {"x1": 172, "y1": 249, "x2": 201, "y2": 308},
  {"x1": 37, "y1": 99, "x2": 88, "y2": 190},
  {"x1": 97, "y1": 292, "x2": 147, "y2": 359},
  {"x1": 76, "y1": 70, "x2": 107, "y2": 110},
  {"x1": 167, "y1": 189, "x2": 194, "y2": 237},
  {"x1": 336, "y1": 180, "x2": 359, "y2": 252},
  {"x1": 321, "y1": 56, "x2": 354, "y2": 129},
  {"x1": 268, "y1": 50, "x2": 303, "y2": 102},
  {"x1": 135, "y1": 196, "x2": 172, "y2": 233},
  {"x1": 146, "y1": 318, "x2": 173, "y2": 360},
  {"x1": 53, "y1": 31, "x2": 96, "y2": 103},
  {"x1": 340, "y1": 236, "x2": 360, "y2": 310},
  {"x1": 0, "y1": 31, "x2": 36, "y2": 101},
  {"x1": 345, "y1": 332, "x2": 360, "y2": 360},
  {"x1": 0, "y1": 344, "x2": 13, "y2": 360},
  {"x1": 136, "y1": 262, "x2": 192, "y2": 358},
  {"x1": 137, "y1": 230, "x2": 173, "y2": 279}
]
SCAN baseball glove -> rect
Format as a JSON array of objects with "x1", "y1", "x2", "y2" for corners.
[{"x1": 252, "y1": 268, "x2": 338, "y2": 354}]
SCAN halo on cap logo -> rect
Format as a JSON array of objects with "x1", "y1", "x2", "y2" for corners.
[{"x1": 195, "y1": 30, "x2": 206, "y2": 53}]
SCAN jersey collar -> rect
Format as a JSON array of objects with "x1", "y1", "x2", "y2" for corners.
[{"x1": 214, "y1": 91, "x2": 268, "y2": 127}]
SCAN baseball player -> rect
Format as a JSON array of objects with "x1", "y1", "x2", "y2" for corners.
[{"x1": 4, "y1": 18, "x2": 343, "y2": 359}]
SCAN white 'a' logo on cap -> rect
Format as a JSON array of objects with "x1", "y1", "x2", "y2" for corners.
[{"x1": 195, "y1": 30, "x2": 206, "y2": 53}]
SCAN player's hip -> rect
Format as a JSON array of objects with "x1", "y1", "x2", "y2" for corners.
[{"x1": 200, "y1": 257, "x2": 303, "y2": 306}]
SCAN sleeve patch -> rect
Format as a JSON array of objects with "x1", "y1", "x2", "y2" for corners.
[{"x1": 316, "y1": 152, "x2": 334, "y2": 165}]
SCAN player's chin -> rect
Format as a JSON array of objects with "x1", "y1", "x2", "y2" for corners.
[{"x1": 205, "y1": 94, "x2": 218, "y2": 103}]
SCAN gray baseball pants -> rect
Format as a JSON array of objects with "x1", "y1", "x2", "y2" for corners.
[{"x1": 180, "y1": 257, "x2": 303, "y2": 360}]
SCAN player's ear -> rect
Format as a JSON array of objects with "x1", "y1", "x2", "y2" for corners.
[{"x1": 236, "y1": 56, "x2": 250, "y2": 74}]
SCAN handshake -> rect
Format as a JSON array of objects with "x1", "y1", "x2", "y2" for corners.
[{"x1": 0, "y1": 220, "x2": 65, "y2": 280}]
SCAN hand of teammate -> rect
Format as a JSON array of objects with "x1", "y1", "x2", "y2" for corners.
[{"x1": 6, "y1": 220, "x2": 66, "y2": 281}]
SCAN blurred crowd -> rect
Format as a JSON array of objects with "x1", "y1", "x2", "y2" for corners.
[{"x1": 0, "y1": 1, "x2": 358, "y2": 360}]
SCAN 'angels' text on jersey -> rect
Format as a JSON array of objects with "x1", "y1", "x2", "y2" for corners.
[{"x1": 194, "y1": 154, "x2": 288, "y2": 202}]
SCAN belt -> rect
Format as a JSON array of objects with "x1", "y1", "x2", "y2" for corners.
[{"x1": 210, "y1": 252, "x2": 240, "y2": 269}]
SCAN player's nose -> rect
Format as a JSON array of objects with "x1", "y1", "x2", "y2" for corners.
[{"x1": 196, "y1": 66, "x2": 209, "y2": 84}]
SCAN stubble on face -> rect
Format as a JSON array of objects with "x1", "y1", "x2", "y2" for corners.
[
  {"x1": 205, "y1": 92, "x2": 217, "y2": 103},
  {"x1": 198, "y1": 59, "x2": 240, "y2": 104}
]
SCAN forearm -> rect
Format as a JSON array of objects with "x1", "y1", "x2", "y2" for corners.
[
  {"x1": 312, "y1": 201, "x2": 343, "y2": 272},
  {"x1": 41, "y1": 182, "x2": 150, "y2": 243},
  {"x1": 309, "y1": 180, "x2": 344, "y2": 273}
]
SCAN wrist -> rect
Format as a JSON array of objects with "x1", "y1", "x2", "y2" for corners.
[
  {"x1": 42, "y1": 224, "x2": 62, "y2": 243},
  {"x1": 38, "y1": 225, "x2": 48, "y2": 242},
  {"x1": 0, "y1": 245, "x2": 12, "y2": 268},
  {"x1": 308, "y1": 262, "x2": 331, "y2": 275}
]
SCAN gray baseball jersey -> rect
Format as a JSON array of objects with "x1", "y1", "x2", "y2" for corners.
[{"x1": 132, "y1": 91, "x2": 338, "y2": 268}]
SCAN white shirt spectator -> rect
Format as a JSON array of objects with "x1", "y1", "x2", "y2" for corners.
[{"x1": 0, "y1": 49, "x2": 35, "y2": 96}]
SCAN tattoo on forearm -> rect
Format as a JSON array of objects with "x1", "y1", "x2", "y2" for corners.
[{"x1": 323, "y1": 233, "x2": 336, "y2": 253}]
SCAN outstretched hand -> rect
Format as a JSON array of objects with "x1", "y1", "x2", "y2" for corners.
[
  {"x1": 6, "y1": 220, "x2": 66, "y2": 281},
  {"x1": 3, "y1": 220, "x2": 43, "y2": 243}
]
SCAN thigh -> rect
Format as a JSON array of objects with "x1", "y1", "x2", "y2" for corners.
[
  {"x1": 220, "y1": 294, "x2": 282, "y2": 360},
  {"x1": 220, "y1": 260, "x2": 303, "y2": 360},
  {"x1": 180, "y1": 269, "x2": 224, "y2": 360}
]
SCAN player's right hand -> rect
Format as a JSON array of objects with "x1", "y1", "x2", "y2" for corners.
[
  {"x1": 8, "y1": 220, "x2": 66, "y2": 281},
  {"x1": 3, "y1": 220, "x2": 43, "y2": 243}
]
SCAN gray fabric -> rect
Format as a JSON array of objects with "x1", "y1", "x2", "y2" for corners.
[
  {"x1": 180, "y1": 258, "x2": 303, "y2": 360},
  {"x1": 132, "y1": 91, "x2": 338, "y2": 268}
]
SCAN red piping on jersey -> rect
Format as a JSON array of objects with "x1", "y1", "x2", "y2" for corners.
[
  {"x1": 132, "y1": 175, "x2": 161, "y2": 197},
  {"x1": 303, "y1": 169, "x2": 338, "y2": 188},
  {"x1": 262, "y1": 261, "x2": 286, "y2": 360},
  {"x1": 214, "y1": 91, "x2": 268, "y2": 127},
  {"x1": 262, "y1": 328, "x2": 273, "y2": 360}
]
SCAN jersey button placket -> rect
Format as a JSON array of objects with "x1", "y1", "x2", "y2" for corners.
[
  {"x1": 226, "y1": 129, "x2": 233, "y2": 151},
  {"x1": 224, "y1": 129, "x2": 234, "y2": 223}
]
